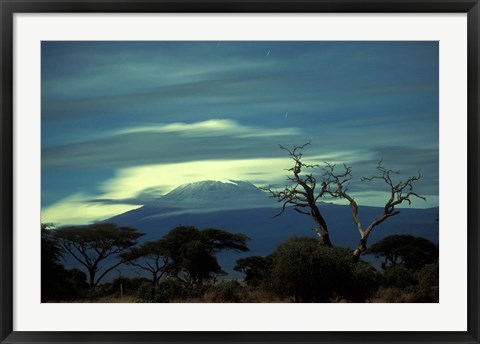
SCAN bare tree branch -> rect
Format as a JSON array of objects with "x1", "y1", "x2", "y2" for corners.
[
  {"x1": 262, "y1": 143, "x2": 332, "y2": 246},
  {"x1": 352, "y1": 160, "x2": 426, "y2": 258},
  {"x1": 265, "y1": 144, "x2": 427, "y2": 260}
]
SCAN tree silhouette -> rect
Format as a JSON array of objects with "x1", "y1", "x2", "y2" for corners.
[
  {"x1": 41, "y1": 223, "x2": 64, "y2": 301},
  {"x1": 121, "y1": 240, "x2": 170, "y2": 285},
  {"x1": 264, "y1": 143, "x2": 425, "y2": 258},
  {"x1": 41, "y1": 223, "x2": 88, "y2": 301},
  {"x1": 364, "y1": 235, "x2": 438, "y2": 270},
  {"x1": 262, "y1": 143, "x2": 333, "y2": 246},
  {"x1": 269, "y1": 237, "x2": 378, "y2": 302},
  {"x1": 234, "y1": 255, "x2": 273, "y2": 287},
  {"x1": 42, "y1": 223, "x2": 62, "y2": 267},
  {"x1": 162, "y1": 226, "x2": 250, "y2": 284},
  {"x1": 52, "y1": 223, "x2": 144, "y2": 288}
]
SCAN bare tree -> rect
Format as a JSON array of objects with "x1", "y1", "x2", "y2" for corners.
[
  {"x1": 264, "y1": 143, "x2": 426, "y2": 258},
  {"x1": 262, "y1": 142, "x2": 332, "y2": 246},
  {"x1": 321, "y1": 159, "x2": 425, "y2": 259}
]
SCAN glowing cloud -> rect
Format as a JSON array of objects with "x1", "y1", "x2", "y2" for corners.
[
  {"x1": 41, "y1": 193, "x2": 141, "y2": 225},
  {"x1": 115, "y1": 119, "x2": 301, "y2": 138},
  {"x1": 98, "y1": 157, "x2": 294, "y2": 200},
  {"x1": 41, "y1": 147, "x2": 434, "y2": 226}
]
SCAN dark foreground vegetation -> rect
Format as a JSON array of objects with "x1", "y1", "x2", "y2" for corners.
[{"x1": 42, "y1": 223, "x2": 438, "y2": 303}]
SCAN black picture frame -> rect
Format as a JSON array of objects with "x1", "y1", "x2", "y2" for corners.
[{"x1": 1, "y1": 1, "x2": 479, "y2": 343}]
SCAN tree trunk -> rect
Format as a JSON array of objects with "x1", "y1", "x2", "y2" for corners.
[
  {"x1": 311, "y1": 205, "x2": 333, "y2": 247},
  {"x1": 88, "y1": 269, "x2": 96, "y2": 289},
  {"x1": 353, "y1": 238, "x2": 367, "y2": 261},
  {"x1": 321, "y1": 231, "x2": 333, "y2": 247}
]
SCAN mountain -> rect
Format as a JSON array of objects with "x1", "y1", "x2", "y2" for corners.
[
  {"x1": 124, "y1": 179, "x2": 275, "y2": 214},
  {"x1": 101, "y1": 180, "x2": 439, "y2": 277},
  {"x1": 162, "y1": 180, "x2": 264, "y2": 201}
]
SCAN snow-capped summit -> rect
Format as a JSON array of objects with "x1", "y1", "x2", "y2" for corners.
[{"x1": 162, "y1": 180, "x2": 264, "y2": 202}]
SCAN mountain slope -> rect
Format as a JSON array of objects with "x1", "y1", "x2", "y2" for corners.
[
  {"x1": 135, "y1": 179, "x2": 274, "y2": 211},
  {"x1": 163, "y1": 180, "x2": 264, "y2": 201}
]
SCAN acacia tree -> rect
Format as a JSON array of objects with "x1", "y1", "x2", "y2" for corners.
[
  {"x1": 162, "y1": 226, "x2": 250, "y2": 285},
  {"x1": 42, "y1": 223, "x2": 62, "y2": 268},
  {"x1": 121, "y1": 240, "x2": 170, "y2": 285},
  {"x1": 264, "y1": 143, "x2": 425, "y2": 259},
  {"x1": 364, "y1": 234, "x2": 438, "y2": 270},
  {"x1": 52, "y1": 223, "x2": 144, "y2": 288},
  {"x1": 41, "y1": 223, "x2": 90, "y2": 301},
  {"x1": 234, "y1": 255, "x2": 273, "y2": 287}
]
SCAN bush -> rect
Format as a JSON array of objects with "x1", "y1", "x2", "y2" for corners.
[
  {"x1": 234, "y1": 256, "x2": 273, "y2": 288},
  {"x1": 348, "y1": 261, "x2": 380, "y2": 302},
  {"x1": 374, "y1": 259, "x2": 439, "y2": 302},
  {"x1": 136, "y1": 279, "x2": 187, "y2": 303},
  {"x1": 136, "y1": 283, "x2": 158, "y2": 303},
  {"x1": 210, "y1": 280, "x2": 246, "y2": 302},
  {"x1": 108, "y1": 277, "x2": 151, "y2": 296},
  {"x1": 382, "y1": 266, "x2": 418, "y2": 289},
  {"x1": 269, "y1": 237, "x2": 379, "y2": 302},
  {"x1": 42, "y1": 266, "x2": 89, "y2": 301},
  {"x1": 414, "y1": 259, "x2": 439, "y2": 302},
  {"x1": 417, "y1": 259, "x2": 439, "y2": 286}
]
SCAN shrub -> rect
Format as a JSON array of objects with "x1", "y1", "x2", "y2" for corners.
[
  {"x1": 42, "y1": 267, "x2": 89, "y2": 301},
  {"x1": 414, "y1": 259, "x2": 439, "y2": 302},
  {"x1": 348, "y1": 260, "x2": 380, "y2": 302},
  {"x1": 108, "y1": 277, "x2": 151, "y2": 296},
  {"x1": 374, "y1": 259, "x2": 439, "y2": 302},
  {"x1": 136, "y1": 279, "x2": 186, "y2": 303},
  {"x1": 417, "y1": 259, "x2": 439, "y2": 286},
  {"x1": 234, "y1": 256, "x2": 273, "y2": 288},
  {"x1": 136, "y1": 283, "x2": 158, "y2": 303},
  {"x1": 210, "y1": 280, "x2": 246, "y2": 302},
  {"x1": 382, "y1": 266, "x2": 418, "y2": 289},
  {"x1": 269, "y1": 237, "x2": 379, "y2": 302}
]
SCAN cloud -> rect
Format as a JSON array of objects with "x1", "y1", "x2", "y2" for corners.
[
  {"x1": 41, "y1": 120, "x2": 306, "y2": 169},
  {"x1": 41, "y1": 157, "x2": 304, "y2": 225},
  {"x1": 97, "y1": 157, "x2": 299, "y2": 200},
  {"x1": 114, "y1": 119, "x2": 301, "y2": 138},
  {"x1": 90, "y1": 148, "x2": 414, "y2": 204},
  {"x1": 41, "y1": 193, "x2": 141, "y2": 225},
  {"x1": 42, "y1": 146, "x2": 437, "y2": 225},
  {"x1": 42, "y1": 41, "x2": 272, "y2": 98}
]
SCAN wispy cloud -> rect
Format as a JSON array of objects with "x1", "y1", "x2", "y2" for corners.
[
  {"x1": 41, "y1": 119, "x2": 306, "y2": 169},
  {"x1": 41, "y1": 146, "x2": 436, "y2": 226},
  {"x1": 41, "y1": 193, "x2": 141, "y2": 225},
  {"x1": 98, "y1": 157, "x2": 301, "y2": 200},
  {"x1": 115, "y1": 119, "x2": 301, "y2": 138},
  {"x1": 42, "y1": 157, "x2": 297, "y2": 225}
]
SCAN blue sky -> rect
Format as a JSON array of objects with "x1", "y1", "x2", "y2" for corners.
[{"x1": 41, "y1": 41, "x2": 439, "y2": 225}]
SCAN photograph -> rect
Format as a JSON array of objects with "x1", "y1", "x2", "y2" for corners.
[{"x1": 40, "y1": 40, "x2": 440, "y2": 304}]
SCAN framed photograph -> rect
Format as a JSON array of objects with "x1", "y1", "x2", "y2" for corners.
[{"x1": 1, "y1": 1, "x2": 479, "y2": 343}]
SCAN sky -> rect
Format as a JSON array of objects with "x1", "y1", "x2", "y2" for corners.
[{"x1": 41, "y1": 41, "x2": 439, "y2": 225}]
